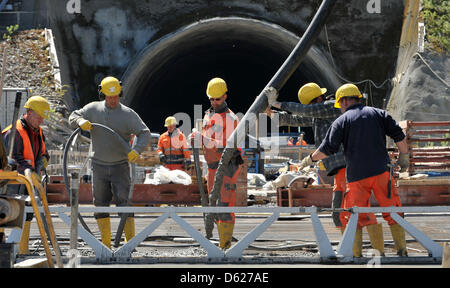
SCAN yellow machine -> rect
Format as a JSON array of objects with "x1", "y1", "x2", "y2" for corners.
[{"x1": 0, "y1": 170, "x2": 62, "y2": 268}]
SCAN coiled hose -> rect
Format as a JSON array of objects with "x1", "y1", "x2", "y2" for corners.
[{"x1": 63, "y1": 123, "x2": 131, "y2": 235}]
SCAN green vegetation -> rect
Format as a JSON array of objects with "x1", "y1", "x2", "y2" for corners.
[
  {"x1": 421, "y1": 0, "x2": 449, "y2": 53},
  {"x1": 2, "y1": 24, "x2": 19, "y2": 41}
]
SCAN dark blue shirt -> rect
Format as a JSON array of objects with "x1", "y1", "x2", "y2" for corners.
[{"x1": 318, "y1": 104, "x2": 405, "y2": 183}]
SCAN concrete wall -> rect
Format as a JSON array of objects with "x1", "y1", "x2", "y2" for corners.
[{"x1": 34, "y1": 0, "x2": 404, "y2": 133}]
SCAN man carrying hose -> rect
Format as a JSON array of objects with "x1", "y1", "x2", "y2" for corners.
[
  {"x1": 69, "y1": 76, "x2": 151, "y2": 248},
  {"x1": 190, "y1": 77, "x2": 243, "y2": 250},
  {"x1": 1, "y1": 96, "x2": 50, "y2": 254}
]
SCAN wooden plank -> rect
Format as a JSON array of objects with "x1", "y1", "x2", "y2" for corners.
[
  {"x1": 442, "y1": 242, "x2": 450, "y2": 268},
  {"x1": 398, "y1": 178, "x2": 450, "y2": 186}
]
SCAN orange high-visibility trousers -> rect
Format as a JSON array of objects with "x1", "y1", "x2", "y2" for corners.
[
  {"x1": 207, "y1": 166, "x2": 240, "y2": 224},
  {"x1": 345, "y1": 171, "x2": 402, "y2": 228}
]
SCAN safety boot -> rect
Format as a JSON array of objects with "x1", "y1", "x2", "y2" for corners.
[
  {"x1": 217, "y1": 222, "x2": 234, "y2": 249},
  {"x1": 366, "y1": 223, "x2": 385, "y2": 256},
  {"x1": 353, "y1": 228, "x2": 363, "y2": 257},
  {"x1": 124, "y1": 217, "x2": 135, "y2": 243},
  {"x1": 18, "y1": 220, "x2": 31, "y2": 254},
  {"x1": 390, "y1": 224, "x2": 408, "y2": 256},
  {"x1": 96, "y1": 217, "x2": 111, "y2": 248}
]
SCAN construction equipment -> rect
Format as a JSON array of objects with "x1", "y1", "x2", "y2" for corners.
[
  {"x1": 0, "y1": 170, "x2": 63, "y2": 268},
  {"x1": 191, "y1": 119, "x2": 213, "y2": 238},
  {"x1": 209, "y1": 0, "x2": 339, "y2": 214}
]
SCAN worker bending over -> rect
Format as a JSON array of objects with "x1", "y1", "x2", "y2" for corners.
[
  {"x1": 190, "y1": 77, "x2": 243, "y2": 249},
  {"x1": 157, "y1": 116, "x2": 191, "y2": 171},
  {"x1": 2, "y1": 96, "x2": 50, "y2": 254},
  {"x1": 303, "y1": 83, "x2": 410, "y2": 257},
  {"x1": 69, "y1": 76, "x2": 151, "y2": 248}
]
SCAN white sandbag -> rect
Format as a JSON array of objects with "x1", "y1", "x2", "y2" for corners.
[{"x1": 144, "y1": 166, "x2": 192, "y2": 185}]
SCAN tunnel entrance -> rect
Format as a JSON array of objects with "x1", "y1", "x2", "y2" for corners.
[{"x1": 122, "y1": 17, "x2": 340, "y2": 145}]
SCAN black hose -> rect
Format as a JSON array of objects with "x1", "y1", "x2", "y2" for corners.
[
  {"x1": 63, "y1": 123, "x2": 132, "y2": 235},
  {"x1": 207, "y1": 0, "x2": 339, "y2": 236}
]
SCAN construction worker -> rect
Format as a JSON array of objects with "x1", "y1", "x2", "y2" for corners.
[
  {"x1": 302, "y1": 83, "x2": 410, "y2": 257},
  {"x1": 190, "y1": 77, "x2": 243, "y2": 249},
  {"x1": 296, "y1": 132, "x2": 307, "y2": 146},
  {"x1": 267, "y1": 83, "x2": 352, "y2": 226},
  {"x1": 287, "y1": 137, "x2": 295, "y2": 146},
  {"x1": 157, "y1": 116, "x2": 191, "y2": 171},
  {"x1": 2, "y1": 96, "x2": 50, "y2": 254},
  {"x1": 69, "y1": 76, "x2": 151, "y2": 248}
]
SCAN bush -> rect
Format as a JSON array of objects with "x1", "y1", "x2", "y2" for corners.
[{"x1": 421, "y1": 0, "x2": 449, "y2": 53}]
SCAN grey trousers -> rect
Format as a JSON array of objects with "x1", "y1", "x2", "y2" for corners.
[{"x1": 92, "y1": 162, "x2": 132, "y2": 219}]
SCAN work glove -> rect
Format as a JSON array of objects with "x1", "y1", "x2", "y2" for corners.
[
  {"x1": 264, "y1": 86, "x2": 278, "y2": 107},
  {"x1": 159, "y1": 153, "x2": 167, "y2": 164},
  {"x1": 79, "y1": 119, "x2": 92, "y2": 131},
  {"x1": 397, "y1": 152, "x2": 410, "y2": 172},
  {"x1": 299, "y1": 154, "x2": 315, "y2": 170},
  {"x1": 128, "y1": 150, "x2": 139, "y2": 163},
  {"x1": 42, "y1": 157, "x2": 48, "y2": 169},
  {"x1": 188, "y1": 128, "x2": 201, "y2": 148}
]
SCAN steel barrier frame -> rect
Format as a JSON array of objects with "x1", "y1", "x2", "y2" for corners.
[{"x1": 10, "y1": 205, "x2": 450, "y2": 263}]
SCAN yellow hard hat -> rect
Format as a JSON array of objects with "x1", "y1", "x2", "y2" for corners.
[
  {"x1": 334, "y1": 84, "x2": 362, "y2": 108},
  {"x1": 100, "y1": 76, "x2": 122, "y2": 97},
  {"x1": 206, "y1": 78, "x2": 227, "y2": 99},
  {"x1": 164, "y1": 116, "x2": 177, "y2": 127},
  {"x1": 24, "y1": 96, "x2": 50, "y2": 119},
  {"x1": 298, "y1": 83, "x2": 327, "y2": 104}
]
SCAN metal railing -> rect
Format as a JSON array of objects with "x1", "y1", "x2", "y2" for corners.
[{"x1": 14, "y1": 205, "x2": 450, "y2": 263}]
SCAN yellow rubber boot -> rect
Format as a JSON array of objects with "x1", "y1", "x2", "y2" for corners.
[
  {"x1": 353, "y1": 228, "x2": 363, "y2": 257},
  {"x1": 367, "y1": 223, "x2": 385, "y2": 256},
  {"x1": 96, "y1": 217, "x2": 111, "y2": 248},
  {"x1": 18, "y1": 220, "x2": 31, "y2": 254},
  {"x1": 390, "y1": 224, "x2": 408, "y2": 256},
  {"x1": 124, "y1": 217, "x2": 135, "y2": 243},
  {"x1": 217, "y1": 222, "x2": 234, "y2": 249}
]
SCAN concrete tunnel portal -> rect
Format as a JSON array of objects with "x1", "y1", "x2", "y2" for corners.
[{"x1": 121, "y1": 17, "x2": 340, "y2": 143}]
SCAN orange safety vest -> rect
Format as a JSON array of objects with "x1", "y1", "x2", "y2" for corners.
[
  {"x1": 201, "y1": 107, "x2": 240, "y2": 168},
  {"x1": 2, "y1": 120, "x2": 46, "y2": 169},
  {"x1": 157, "y1": 128, "x2": 190, "y2": 167}
]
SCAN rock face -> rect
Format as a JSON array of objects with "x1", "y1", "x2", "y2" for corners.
[{"x1": 387, "y1": 51, "x2": 450, "y2": 123}]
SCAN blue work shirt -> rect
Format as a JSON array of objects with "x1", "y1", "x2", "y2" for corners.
[{"x1": 318, "y1": 104, "x2": 405, "y2": 183}]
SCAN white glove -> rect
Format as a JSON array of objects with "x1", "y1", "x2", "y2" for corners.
[
  {"x1": 299, "y1": 154, "x2": 314, "y2": 170},
  {"x1": 264, "y1": 86, "x2": 278, "y2": 106}
]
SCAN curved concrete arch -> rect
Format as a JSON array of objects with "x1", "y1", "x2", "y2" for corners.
[{"x1": 120, "y1": 17, "x2": 340, "y2": 133}]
